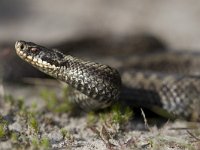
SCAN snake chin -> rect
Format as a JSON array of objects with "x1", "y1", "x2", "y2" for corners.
[{"x1": 16, "y1": 49, "x2": 48, "y2": 68}]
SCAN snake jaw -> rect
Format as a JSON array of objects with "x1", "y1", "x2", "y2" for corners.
[
  {"x1": 15, "y1": 42, "x2": 27, "y2": 59},
  {"x1": 15, "y1": 41, "x2": 65, "y2": 72}
]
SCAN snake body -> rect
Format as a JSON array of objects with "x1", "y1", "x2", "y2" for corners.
[{"x1": 15, "y1": 41, "x2": 200, "y2": 120}]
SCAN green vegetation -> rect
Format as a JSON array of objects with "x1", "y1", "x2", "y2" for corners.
[
  {"x1": 10, "y1": 132, "x2": 18, "y2": 143},
  {"x1": 87, "y1": 111, "x2": 97, "y2": 126},
  {"x1": 28, "y1": 115, "x2": 39, "y2": 133},
  {"x1": 0, "y1": 88, "x2": 75, "y2": 149},
  {"x1": 86, "y1": 103, "x2": 134, "y2": 149},
  {"x1": 40, "y1": 137, "x2": 50, "y2": 149},
  {"x1": 31, "y1": 136, "x2": 50, "y2": 149},
  {"x1": 0, "y1": 115, "x2": 8, "y2": 139},
  {"x1": 4, "y1": 94, "x2": 15, "y2": 105},
  {"x1": 109, "y1": 103, "x2": 133, "y2": 125},
  {"x1": 1, "y1": 89, "x2": 200, "y2": 149},
  {"x1": 40, "y1": 87, "x2": 74, "y2": 113},
  {"x1": 5, "y1": 95, "x2": 40, "y2": 134},
  {"x1": 87, "y1": 103, "x2": 133, "y2": 128},
  {"x1": 0, "y1": 124, "x2": 6, "y2": 138},
  {"x1": 99, "y1": 103, "x2": 133, "y2": 129},
  {"x1": 60, "y1": 128, "x2": 68, "y2": 139}
]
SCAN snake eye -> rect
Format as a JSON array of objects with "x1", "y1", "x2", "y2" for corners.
[{"x1": 30, "y1": 47, "x2": 38, "y2": 52}]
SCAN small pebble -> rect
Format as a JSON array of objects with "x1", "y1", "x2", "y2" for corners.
[
  {"x1": 8, "y1": 122, "x2": 22, "y2": 132},
  {"x1": 48, "y1": 130, "x2": 63, "y2": 143}
]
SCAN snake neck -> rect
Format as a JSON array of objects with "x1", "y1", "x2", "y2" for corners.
[{"x1": 51, "y1": 55, "x2": 122, "y2": 102}]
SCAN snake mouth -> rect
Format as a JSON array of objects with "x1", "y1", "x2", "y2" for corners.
[
  {"x1": 15, "y1": 41, "x2": 53, "y2": 69},
  {"x1": 15, "y1": 41, "x2": 28, "y2": 59}
]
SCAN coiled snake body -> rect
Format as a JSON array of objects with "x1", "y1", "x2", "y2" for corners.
[{"x1": 15, "y1": 41, "x2": 200, "y2": 120}]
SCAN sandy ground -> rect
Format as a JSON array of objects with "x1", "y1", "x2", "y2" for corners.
[{"x1": 0, "y1": 82, "x2": 199, "y2": 149}]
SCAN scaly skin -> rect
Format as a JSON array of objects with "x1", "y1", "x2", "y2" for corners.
[
  {"x1": 15, "y1": 41, "x2": 200, "y2": 120},
  {"x1": 15, "y1": 41, "x2": 121, "y2": 110}
]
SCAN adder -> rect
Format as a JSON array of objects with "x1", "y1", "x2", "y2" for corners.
[{"x1": 15, "y1": 41, "x2": 200, "y2": 121}]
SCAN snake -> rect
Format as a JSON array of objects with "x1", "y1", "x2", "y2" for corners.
[{"x1": 15, "y1": 41, "x2": 200, "y2": 121}]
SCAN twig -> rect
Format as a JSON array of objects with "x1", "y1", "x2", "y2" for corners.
[
  {"x1": 140, "y1": 108, "x2": 151, "y2": 131},
  {"x1": 187, "y1": 130, "x2": 200, "y2": 141}
]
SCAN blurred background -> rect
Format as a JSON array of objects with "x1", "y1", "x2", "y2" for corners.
[
  {"x1": 1, "y1": 0, "x2": 200, "y2": 82},
  {"x1": 1, "y1": 0, "x2": 200, "y2": 48}
]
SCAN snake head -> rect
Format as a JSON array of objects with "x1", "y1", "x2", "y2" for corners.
[{"x1": 15, "y1": 41, "x2": 65, "y2": 70}]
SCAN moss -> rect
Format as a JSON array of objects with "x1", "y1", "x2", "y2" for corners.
[
  {"x1": 87, "y1": 111, "x2": 97, "y2": 126},
  {"x1": 31, "y1": 137, "x2": 39, "y2": 148},
  {"x1": 40, "y1": 88, "x2": 74, "y2": 114},
  {"x1": 31, "y1": 136, "x2": 50, "y2": 149},
  {"x1": 99, "y1": 103, "x2": 133, "y2": 128},
  {"x1": 54, "y1": 102, "x2": 72, "y2": 113},
  {"x1": 111, "y1": 103, "x2": 133, "y2": 125},
  {"x1": 11, "y1": 132, "x2": 18, "y2": 143},
  {"x1": 0, "y1": 124, "x2": 6, "y2": 138},
  {"x1": 40, "y1": 137, "x2": 50, "y2": 149},
  {"x1": 31, "y1": 102, "x2": 37, "y2": 110},
  {"x1": 4, "y1": 94, "x2": 15, "y2": 105},
  {"x1": 28, "y1": 115, "x2": 39, "y2": 133},
  {"x1": 17, "y1": 98, "x2": 24, "y2": 110},
  {"x1": 60, "y1": 128, "x2": 68, "y2": 139},
  {"x1": 87, "y1": 103, "x2": 134, "y2": 149},
  {"x1": 40, "y1": 89, "x2": 57, "y2": 110},
  {"x1": 0, "y1": 117, "x2": 8, "y2": 139}
]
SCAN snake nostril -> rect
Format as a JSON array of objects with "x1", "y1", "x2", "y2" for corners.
[
  {"x1": 15, "y1": 41, "x2": 26, "y2": 51},
  {"x1": 20, "y1": 44, "x2": 24, "y2": 50}
]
